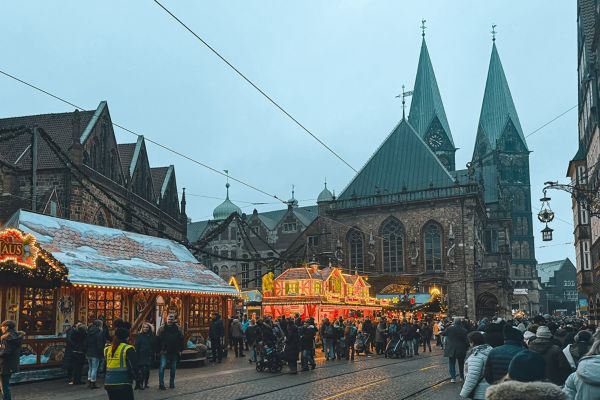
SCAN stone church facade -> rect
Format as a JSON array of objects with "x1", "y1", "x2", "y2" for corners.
[{"x1": 0, "y1": 101, "x2": 187, "y2": 241}]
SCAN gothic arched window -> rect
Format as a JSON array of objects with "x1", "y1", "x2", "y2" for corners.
[
  {"x1": 424, "y1": 223, "x2": 443, "y2": 271},
  {"x1": 380, "y1": 218, "x2": 404, "y2": 273},
  {"x1": 347, "y1": 229, "x2": 364, "y2": 273}
]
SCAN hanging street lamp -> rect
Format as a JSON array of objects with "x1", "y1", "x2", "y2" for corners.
[{"x1": 538, "y1": 190, "x2": 555, "y2": 241}]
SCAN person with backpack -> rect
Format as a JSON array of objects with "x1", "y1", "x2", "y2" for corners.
[
  {"x1": 460, "y1": 331, "x2": 491, "y2": 400},
  {"x1": 563, "y1": 330, "x2": 593, "y2": 370},
  {"x1": 528, "y1": 325, "x2": 572, "y2": 386},
  {"x1": 321, "y1": 318, "x2": 335, "y2": 360},
  {"x1": 344, "y1": 320, "x2": 358, "y2": 361},
  {"x1": 208, "y1": 312, "x2": 225, "y2": 363}
]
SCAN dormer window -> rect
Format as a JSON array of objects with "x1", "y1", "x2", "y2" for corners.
[{"x1": 283, "y1": 222, "x2": 297, "y2": 232}]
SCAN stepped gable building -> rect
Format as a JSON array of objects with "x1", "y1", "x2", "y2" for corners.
[
  {"x1": 187, "y1": 184, "x2": 318, "y2": 288},
  {"x1": 0, "y1": 101, "x2": 187, "y2": 241}
]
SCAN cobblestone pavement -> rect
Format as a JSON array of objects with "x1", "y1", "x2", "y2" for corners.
[{"x1": 12, "y1": 348, "x2": 461, "y2": 400}]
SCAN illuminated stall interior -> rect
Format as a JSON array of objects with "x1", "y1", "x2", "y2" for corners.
[{"x1": 2, "y1": 210, "x2": 238, "y2": 373}]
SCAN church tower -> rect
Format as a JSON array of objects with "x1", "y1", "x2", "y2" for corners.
[
  {"x1": 472, "y1": 37, "x2": 539, "y2": 313},
  {"x1": 408, "y1": 26, "x2": 457, "y2": 171}
]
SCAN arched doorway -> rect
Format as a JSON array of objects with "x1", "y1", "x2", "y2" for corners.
[{"x1": 476, "y1": 292, "x2": 499, "y2": 320}]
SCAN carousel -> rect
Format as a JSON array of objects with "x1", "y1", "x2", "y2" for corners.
[
  {"x1": 1, "y1": 210, "x2": 238, "y2": 375},
  {"x1": 261, "y1": 263, "x2": 387, "y2": 323}
]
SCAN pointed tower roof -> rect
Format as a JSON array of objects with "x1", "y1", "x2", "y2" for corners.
[
  {"x1": 338, "y1": 119, "x2": 455, "y2": 200},
  {"x1": 317, "y1": 180, "x2": 334, "y2": 203},
  {"x1": 408, "y1": 38, "x2": 454, "y2": 147},
  {"x1": 213, "y1": 182, "x2": 242, "y2": 220},
  {"x1": 477, "y1": 42, "x2": 528, "y2": 151}
]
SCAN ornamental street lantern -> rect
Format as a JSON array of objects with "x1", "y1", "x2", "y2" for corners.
[
  {"x1": 538, "y1": 190, "x2": 555, "y2": 241},
  {"x1": 541, "y1": 224, "x2": 554, "y2": 242}
]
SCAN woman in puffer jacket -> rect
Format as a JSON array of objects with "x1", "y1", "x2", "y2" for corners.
[
  {"x1": 460, "y1": 331, "x2": 491, "y2": 400},
  {"x1": 563, "y1": 331, "x2": 600, "y2": 400}
]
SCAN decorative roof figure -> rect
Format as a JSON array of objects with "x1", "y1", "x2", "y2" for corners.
[
  {"x1": 288, "y1": 185, "x2": 299, "y2": 208},
  {"x1": 317, "y1": 179, "x2": 334, "y2": 203},
  {"x1": 213, "y1": 171, "x2": 242, "y2": 220}
]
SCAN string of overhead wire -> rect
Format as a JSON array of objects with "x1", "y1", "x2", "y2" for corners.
[
  {"x1": 0, "y1": 69, "x2": 286, "y2": 205},
  {"x1": 152, "y1": 0, "x2": 358, "y2": 175}
]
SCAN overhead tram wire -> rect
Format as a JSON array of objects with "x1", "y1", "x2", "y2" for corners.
[
  {"x1": 525, "y1": 104, "x2": 578, "y2": 139},
  {"x1": 152, "y1": 0, "x2": 359, "y2": 175},
  {"x1": 0, "y1": 69, "x2": 286, "y2": 205}
]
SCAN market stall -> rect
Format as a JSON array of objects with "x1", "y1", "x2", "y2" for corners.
[
  {"x1": 262, "y1": 264, "x2": 384, "y2": 323},
  {"x1": 2, "y1": 210, "x2": 238, "y2": 374}
]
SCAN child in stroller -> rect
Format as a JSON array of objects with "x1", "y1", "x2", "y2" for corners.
[
  {"x1": 354, "y1": 331, "x2": 370, "y2": 355},
  {"x1": 255, "y1": 339, "x2": 285, "y2": 373},
  {"x1": 384, "y1": 332, "x2": 406, "y2": 358}
]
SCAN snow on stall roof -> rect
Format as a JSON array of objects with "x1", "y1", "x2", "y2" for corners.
[{"x1": 4, "y1": 210, "x2": 237, "y2": 295}]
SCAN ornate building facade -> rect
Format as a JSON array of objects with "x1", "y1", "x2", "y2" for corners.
[{"x1": 0, "y1": 101, "x2": 187, "y2": 241}]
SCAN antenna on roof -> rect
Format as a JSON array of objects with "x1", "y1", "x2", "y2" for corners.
[{"x1": 491, "y1": 24, "x2": 497, "y2": 42}]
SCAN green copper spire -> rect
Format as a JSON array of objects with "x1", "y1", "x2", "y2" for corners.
[
  {"x1": 408, "y1": 37, "x2": 454, "y2": 147},
  {"x1": 476, "y1": 42, "x2": 528, "y2": 152}
]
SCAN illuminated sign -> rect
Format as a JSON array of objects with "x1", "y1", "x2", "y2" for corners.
[{"x1": 0, "y1": 229, "x2": 38, "y2": 269}]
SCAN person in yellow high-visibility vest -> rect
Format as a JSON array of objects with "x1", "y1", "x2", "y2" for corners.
[{"x1": 104, "y1": 328, "x2": 138, "y2": 400}]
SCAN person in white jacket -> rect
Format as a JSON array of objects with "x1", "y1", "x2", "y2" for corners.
[
  {"x1": 460, "y1": 331, "x2": 491, "y2": 400},
  {"x1": 563, "y1": 332, "x2": 600, "y2": 400}
]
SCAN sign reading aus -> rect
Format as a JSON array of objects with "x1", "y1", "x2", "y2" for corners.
[{"x1": 0, "y1": 229, "x2": 38, "y2": 269}]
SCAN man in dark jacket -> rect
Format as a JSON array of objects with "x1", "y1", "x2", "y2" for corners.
[
  {"x1": 70, "y1": 323, "x2": 87, "y2": 385},
  {"x1": 300, "y1": 320, "x2": 316, "y2": 371},
  {"x1": 361, "y1": 317, "x2": 373, "y2": 355},
  {"x1": 484, "y1": 318, "x2": 505, "y2": 348},
  {"x1": 157, "y1": 314, "x2": 184, "y2": 390},
  {"x1": 0, "y1": 320, "x2": 24, "y2": 400},
  {"x1": 527, "y1": 325, "x2": 572, "y2": 386},
  {"x1": 284, "y1": 321, "x2": 300, "y2": 374},
  {"x1": 421, "y1": 323, "x2": 433, "y2": 353},
  {"x1": 245, "y1": 319, "x2": 260, "y2": 363},
  {"x1": 442, "y1": 317, "x2": 469, "y2": 382},
  {"x1": 208, "y1": 313, "x2": 225, "y2": 363},
  {"x1": 135, "y1": 322, "x2": 157, "y2": 389},
  {"x1": 484, "y1": 324, "x2": 525, "y2": 384},
  {"x1": 85, "y1": 320, "x2": 105, "y2": 389}
]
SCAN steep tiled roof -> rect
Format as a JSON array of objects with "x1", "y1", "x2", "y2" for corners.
[
  {"x1": 579, "y1": 0, "x2": 596, "y2": 59},
  {"x1": 6, "y1": 210, "x2": 236, "y2": 294},
  {"x1": 117, "y1": 143, "x2": 136, "y2": 176},
  {"x1": 408, "y1": 38, "x2": 454, "y2": 146},
  {"x1": 187, "y1": 220, "x2": 209, "y2": 243},
  {"x1": 477, "y1": 43, "x2": 528, "y2": 151},
  {"x1": 151, "y1": 167, "x2": 169, "y2": 198},
  {"x1": 0, "y1": 110, "x2": 94, "y2": 169},
  {"x1": 255, "y1": 206, "x2": 318, "y2": 231},
  {"x1": 338, "y1": 119, "x2": 455, "y2": 200},
  {"x1": 537, "y1": 258, "x2": 575, "y2": 285}
]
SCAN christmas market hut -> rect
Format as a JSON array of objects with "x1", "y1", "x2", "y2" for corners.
[
  {"x1": 2, "y1": 210, "x2": 238, "y2": 373},
  {"x1": 262, "y1": 263, "x2": 384, "y2": 323}
]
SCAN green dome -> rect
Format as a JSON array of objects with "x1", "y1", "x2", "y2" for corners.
[
  {"x1": 213, "y1": 183, "x2": 242, "y2": 220},
  {"x1": 317, "y1": 182, "x2": 333, "y2": 203}
]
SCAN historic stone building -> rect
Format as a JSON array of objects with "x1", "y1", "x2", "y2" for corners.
[
  {"x1": 188, "y1": 34, "x2": 539, "y2": 319},
  {"x1": 0, "y1": 101, "x2": 187, "y2": 241}
]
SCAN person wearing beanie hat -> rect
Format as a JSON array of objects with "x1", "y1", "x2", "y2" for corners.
[
  {"x1": 562, "y1": 330, "x2": 593, "y2": 369},
  {"x1": 507, "y1": 349, "x2": 546, "y2": 382},
  {"x1": 523, "y1": 330, "x2": 536, "y2": 345},
  {"x1": 484, "y1": 319, "x2": 505, "y2": 348},
  {"x1": 529, "y1": 325, "x2": 572, "y2": 386},
  {"x1": 484, "y1": 325, "x2": 525, "y2": 384}
]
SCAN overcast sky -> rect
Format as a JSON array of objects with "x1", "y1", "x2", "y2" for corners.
[{"x1": 1, "y1": 1, "x2": 576, "y2": 264}]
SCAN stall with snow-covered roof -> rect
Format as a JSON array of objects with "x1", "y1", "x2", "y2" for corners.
[
  {"x1": 2, "y1": 210, "x2": 238, "y2": 375},
  {"x1": 261, "y1": 264, "x2": 384, "y2": 323}
]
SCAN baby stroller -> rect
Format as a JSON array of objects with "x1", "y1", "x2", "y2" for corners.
[
  {"x1": 354, "y1": 332, "x2": 369, "y2": 355},
  {"x1": 255, "y1": 341, "x2": 284, "y2": 373},
  {"x1": 384, "y1": 334, "x2": 406, "y2": 358}
]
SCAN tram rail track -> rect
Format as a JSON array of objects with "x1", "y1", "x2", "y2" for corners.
[{"x1": 157, "y1": 352, "x2": 442, "y2": 400}]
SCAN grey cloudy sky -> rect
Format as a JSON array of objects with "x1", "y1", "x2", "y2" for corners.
[{"x1": 1, "y1": 1, "x2": 576, "y2": 263}]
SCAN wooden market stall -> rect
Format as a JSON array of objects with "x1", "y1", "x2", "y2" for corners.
[
  {"x1": 2, "y1": 210, "x2": 238, "y2": 374},
  {"x1": 262, "y1": 264, "x2": 385, "y2": 323}
]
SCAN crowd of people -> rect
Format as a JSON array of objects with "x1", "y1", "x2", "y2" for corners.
[
  {"x1": 439, "y1": 315, "x2": 600, "y2": 400},
  {"x1": 0, "y1": 312, "x2": 598, "y2": 400}
]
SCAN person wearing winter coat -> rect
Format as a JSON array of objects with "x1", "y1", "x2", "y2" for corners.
[
  {"x1": 70, "y1": 323, "x2": 87, "y2": 385},
  {"x1": 0, "y1": 320, "x2": 24, "y2": 400},
  {"x1": 135, "y1": 323, "x2": 157, "y2": 390},
  {"x1": 321, "y1": 318, "x2": 335, "y2": 360},
  {"x1": 343, "y1": 320, "x2": 358, "y2": 361},
  {"x1": 484, "y1": 319, "x2": 505, "y2": 348},
  {"x1": 85, "y1": 320, "x2": 105, "y2": 389},
  {"x1": 484, "y1": 325, "x2": 524, "y2": 384},
  {"x1": 157, "y1": 314, "x2": 184, "y2": 390},
  {"x1": 245, "y1": 319, "x2": 260, "y2": 363},
  {"x1": 300, "y1": 320, "x2": 316, "y2": 371},
  {"x1": 563, "y1": 332, "x2": 600, "y2": 400},
  {"x1": 528, "y1": 325, "x2": 572, "y2": 386},
  {"x1": 231, "y1": 318, "x2": 244, "y2": 357},
  {"x1": 208, "y1": 313, "x2": 225, "y2": 363},
  {"x1": 486, "y1": 381, "x2": 567, "y2": 400},
  {"x1": 443, "y1": 317, "x2": 469, "y2": 383},
  {"x1": 562, "y1": 330, "x2": 592, "y2": 370},
  {"x1": 361, "y1": 317, "x2": 373, "y2": 354},
  {"x1": 283, "y1": 320, "x2": 300, "y2": 374},
  {"x1": 460, "y1": 331, "x2": 491, "y2": 400},
  {"x1": 421, "y1": 323, "x2": 433, "y2": 353},
  {"x1": 375, "y1": 319, "x2": 387, "y2": 355}
]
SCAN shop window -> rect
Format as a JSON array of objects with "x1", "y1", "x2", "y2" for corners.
[
  {"x1": 285, "y1": 281, "x2": 299, "y2": 295},
  {"x1": 88, "y1": 290, "x2": 123, "y2": 326},
  {"x1": 188, "y1": 297, "x2": 220, "y2": 327},
  {"x1": 20, "y1": 288, "x2": 56, "y2": 335}
]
